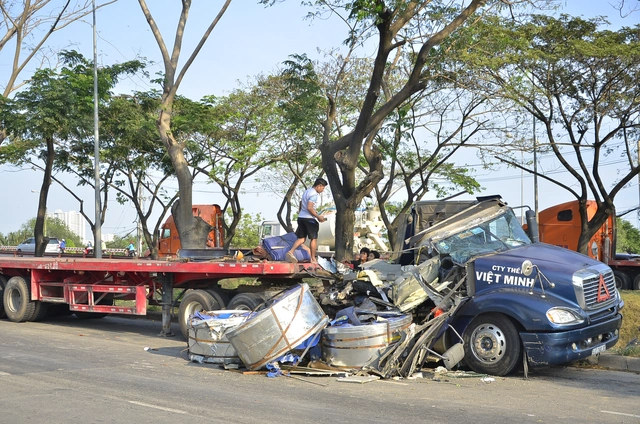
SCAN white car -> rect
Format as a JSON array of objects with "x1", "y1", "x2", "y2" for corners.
[{"x1": 16, "y1": 237, "x2": 61, "y2": 254}]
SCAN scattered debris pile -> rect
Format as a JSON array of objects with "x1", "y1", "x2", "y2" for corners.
[{"x1": 187, "y1": 256, "x2": 470, "y2": 379}]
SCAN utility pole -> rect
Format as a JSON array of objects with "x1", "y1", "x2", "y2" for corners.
[
  {"x1": 92, "y1": 0, "x2": 102, "y2": 259},
  {"x1": 533, "y1": 116, "x2": 538, "y2": 220},
  {"x1": 137, "y1": 190, "x2": 144, "y2": 255}
]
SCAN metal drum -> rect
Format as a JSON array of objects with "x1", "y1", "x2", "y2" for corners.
[
  {"x1": 188, "y1": 310, "x2": 252, "y2": 365},
  {"x1": 322, "y1": 314, "x2": 413, "y2": 369},
  {"x1": 226, "y1": 284, "x2": 329, "y2": 370}
]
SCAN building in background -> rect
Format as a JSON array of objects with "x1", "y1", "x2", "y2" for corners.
[{"x1": 49, "y1": 210, "x2": 87, "y2": 241}]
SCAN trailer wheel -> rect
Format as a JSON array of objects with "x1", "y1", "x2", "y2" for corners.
[
  {"x1": 633, "y1": 274, "x2": 640, "y2": 291},
  {"x1": 3, "y1": 276, "x2": 36, "y2": 322},
  {"x1": 227, "y1": 293, "x2": 264, "y2": 311},
  {"x1": 463, "y1": 313, "x2": 522, "y2": 376},
  {"x1": 613, "y1": 271, "x2": 631, "y2": 291},
  {"x1": 204, "y1": 289, "x2": 229, "y2": 310},
  {"x1": 0, "y1": 275, "x2": 7, "y2": 319},
  {"x1": 29, "y1": 301, "x2": 49, "y2": 322},
  {"x1": 178, "y1": 290, "x2": 221, "y2": 339}
]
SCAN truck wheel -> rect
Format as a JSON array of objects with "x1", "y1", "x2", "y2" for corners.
[
  {"x1": 613, "y1": 271, "x2": 631, "y2": 291},
  {"x1": 178, "y1": 290, "x2": 221, "y2": 339},
  {"x1": 227, "y1": 293, "x2": 264, "y2": 311},
  {"x1": 0, "y1": 275, "x2": 7, "y2": 319},
  {"x1": 633, "y1": 274, "x2": 640, "y2": 291},
  {"x1": 463, "y1": 313, "x2": 522, "y2": 376},
  {"x1": 29, "y1": 301, "x2": 49, "y2": 322},
  {"x1": 3, "y1": 276, "x2": 36, "y2": 322},
  {"x1": 204, "y1": 288, "x2": 229, "y2": 310}
]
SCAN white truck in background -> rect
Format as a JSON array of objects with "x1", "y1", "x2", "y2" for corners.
[{"x1": 259, "y1": 205, "x2": 389, "y2": 254}]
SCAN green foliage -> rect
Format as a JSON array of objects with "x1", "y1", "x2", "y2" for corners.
[
  {"x1": 108, "y1": 234, "x2": 139, "y2": 250},
  {"x1": 280, "y1": 54, "x2": 326, "y2": 138},
  {"x1": 3, "y1": 217, "x2": 83, "y2": 247},
  {"x1": 615, "y1": 291, "x2": 640, "y2": 357},
  {"x1": 226, "y1": 210, "x2": 264, "y2": 248},
  {"x1": 616, "y1": 218, "x2": 640, "y2": 254}
]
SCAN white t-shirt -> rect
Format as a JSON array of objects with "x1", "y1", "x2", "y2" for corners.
[{"x1": 299, "y1": 187, "x2": 319, "y2": 220}]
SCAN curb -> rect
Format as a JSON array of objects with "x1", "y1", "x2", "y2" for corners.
[{"x1": 588, "y1": 353, "x2": 640, "y2": 373}]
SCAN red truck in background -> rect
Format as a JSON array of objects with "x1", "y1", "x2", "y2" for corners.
[
  {"x1": 157, "y1": 204, "x2": 225, "y2": 257},
  {"x1": 537, "y1": 200, "x2": 640, "y2": 290}
]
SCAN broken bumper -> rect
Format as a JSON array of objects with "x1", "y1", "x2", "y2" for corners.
[{"x1": 519, "y1": 313, "x2": 622, "y2": 367}]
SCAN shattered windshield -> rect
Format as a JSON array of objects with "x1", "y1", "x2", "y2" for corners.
[{"x1": 431, "y1": 209, "x2": 531, "y2": 264}]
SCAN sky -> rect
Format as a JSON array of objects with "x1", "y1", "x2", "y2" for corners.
[{"x1": 0, "y1": 0, "x2": 638, "y2": 241}]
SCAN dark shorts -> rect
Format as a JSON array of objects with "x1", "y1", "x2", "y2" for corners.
[{"x1": 296, "y1": 218, "x2": 319, "y2": 240}]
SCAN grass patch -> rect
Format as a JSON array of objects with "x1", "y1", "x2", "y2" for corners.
[{"x1": 615, "y1": 290, "x2": 640, "y2": 357}]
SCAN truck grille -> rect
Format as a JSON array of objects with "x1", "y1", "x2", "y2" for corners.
[{"x1": 572, "y1": 264, "x2": 617, "y2": 311}]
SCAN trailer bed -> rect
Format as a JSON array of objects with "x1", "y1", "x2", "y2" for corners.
[{"x1": 0, "y1": 255, "x2": 321, "y2": 326}]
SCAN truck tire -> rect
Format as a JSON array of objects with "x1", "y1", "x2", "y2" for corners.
[
  {"x1": 613, "y1": 271, "x2": 631, "y2": 291},
  {"x1": 204, "y1": 288, "x2": 229, "y2": 310},
  {"x1": 463, "y1": 313, "x2": 522, "y2": 376},
  {"x1": 227, "y1": 293, "x2": 264, "y2": 311},
  {"x1": 634, "y1": 274, "x2": 640, "y2": 291},
  {"x1": 29, "y1": 301, "x2": 49, "y2": 322},
  {"x1": 3, "y1": 276, "x2": 36, "y2": 322},
  {"x1": 178, "y1": 290, "x2": 221, "y2": 339},
  {"x1": 0, "y1": 275, "x2": 7, "y2": 319}
]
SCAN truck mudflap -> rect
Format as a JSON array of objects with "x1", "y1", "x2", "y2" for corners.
[{"x1": 520, "y1": 313, "x2": 622, "y2": 367}]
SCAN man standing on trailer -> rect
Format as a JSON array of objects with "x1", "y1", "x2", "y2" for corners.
[{"x1": 286, "y1": 178, "x2": 328, "y2": 264}]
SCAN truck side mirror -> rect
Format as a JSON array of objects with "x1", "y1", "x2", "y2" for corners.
[{"x1": 525, "y1": 209, "x2": 539, "y2": 243}]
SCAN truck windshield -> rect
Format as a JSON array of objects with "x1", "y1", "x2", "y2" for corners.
[{"x1": 432, "y1": 209, "x2": 531, "y2": 264}]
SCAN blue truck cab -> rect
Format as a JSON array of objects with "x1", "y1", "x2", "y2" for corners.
[{"x1": 401, "y1": 196, "x2": 623, "y2": 375}]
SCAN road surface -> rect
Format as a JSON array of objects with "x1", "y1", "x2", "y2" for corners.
[{"x1": 0, "y1": 315, "x2": 638, "y2": 423}]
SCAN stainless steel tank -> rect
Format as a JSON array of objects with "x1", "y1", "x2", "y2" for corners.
[
  {"x1": 226, "y1": 284, "x2": 329, "y2": 370},
  {"x1": 188, "y1": 310, "x2": 252, "y2": 365},
  {"x1": 322, "y1": 313, "x2": 412, "y2": 369}
]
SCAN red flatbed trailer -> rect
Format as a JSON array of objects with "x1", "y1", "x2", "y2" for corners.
[{"x1": 0, "y1": 255, "x2": 319, "y2": 337}]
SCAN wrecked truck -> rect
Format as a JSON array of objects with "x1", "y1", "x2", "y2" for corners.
[
  {"x1": 388, "y1": 196, "x2": 624, "y2": 375},
  {"x1": 188, "y1": 196, "x2": 624, "y2": 377}
]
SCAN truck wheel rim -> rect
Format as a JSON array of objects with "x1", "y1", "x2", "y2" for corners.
[
  {"x1": 471, "y1": 324, "x2": 505, "y2": 363},
  {"x1": 184, "y1": 302, "x2": 204, "y2": 319},
  {"x1": 7, "y1": 287, "x2": 21, "y2": 312}
]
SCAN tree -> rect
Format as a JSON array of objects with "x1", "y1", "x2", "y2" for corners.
[
  {"x1": 372, "y1": 86, "x2": 486, "y2": 249},
  {"x1": 0, "y1": 51, "x2": 144, "y2": 255},
  {"x1": 616, "y1": 218, "x2": 640, "y2": 254},
  {"x1": 0, "y1": 0, "x2": 117, "y2": 144},
  {"x1": 461, "y1": 15, "x2": 640, "y2": 254},
  {"x1": 271, "y1": 0, "x2": 547, "y2": 260},
  {"x1": 3, "y1": 217, "x2": 82, "y2": 247},
  {"x1": 226, "y1": 210, "x2": 264, "y2": 249},
  {"x1": 137, "y1": 0, "x2": 232, "y2": 250},
  {"x1": 194, "y1": 76, "x2": 312, "y2": 246}
]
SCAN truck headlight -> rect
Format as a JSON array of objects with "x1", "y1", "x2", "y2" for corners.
[{"x1": 546, "y1": 307, "x2": 584, "y2": 325}]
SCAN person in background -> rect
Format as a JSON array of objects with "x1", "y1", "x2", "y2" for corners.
[
  {"x1": 286, "y1": 177, "x2": 329, "y2": 264},
  {"x1": 59, "y1": 239, "x2": 66, "y2": 253},
  {"x1": 127, "y1": 240, "x2": 136, "y2": 257},
  {"x1": 368, "y1": 250, "x2": 381, "y2": 261},
  {"x1": 352, "y1": 247, "x2": 370, "y2": 269},
  {"x1": 101, "y1": 239, "x2": 106, "y2": 254}
]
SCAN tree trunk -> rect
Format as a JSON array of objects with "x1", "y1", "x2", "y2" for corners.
[
  {"x1": 333, "y1": 198, "x2": 357, "y2": 260},
  {"x1": 34, "y1": 137, "x2": 55, "y2": 257},
  {"x1": 577, "y1": 201, "x2": 615, "y2": 259},
  {"x1": 159, "y1": 111, "x2": 210, "y2": 249}
]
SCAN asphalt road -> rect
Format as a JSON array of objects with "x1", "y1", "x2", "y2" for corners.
[{"x1": 1, "y1": 315, "x2": 639, "y2": 424}]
